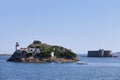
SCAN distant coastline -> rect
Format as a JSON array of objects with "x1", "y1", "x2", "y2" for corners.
[{"x1": 0, "y1": 54, "x2": 12, "y2": 56}]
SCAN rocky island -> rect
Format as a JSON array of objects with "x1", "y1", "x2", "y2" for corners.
[{"x1": 7, "y1": 40, "x2": 78, "y2": 63}]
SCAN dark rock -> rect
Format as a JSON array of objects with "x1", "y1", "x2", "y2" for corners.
[{"x1": 33, "y1": 40, "x2": 41, "y2": 44}]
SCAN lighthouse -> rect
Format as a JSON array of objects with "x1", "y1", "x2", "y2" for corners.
[{"x1": 15, "y1": 42, "x2": 20, "y2": 51}]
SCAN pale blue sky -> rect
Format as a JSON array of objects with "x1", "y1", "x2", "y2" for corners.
[{"x1": 0, "y1": 0, "x2": 120, "y2": 54}]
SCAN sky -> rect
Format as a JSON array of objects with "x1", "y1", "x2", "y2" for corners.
[{"x1": 0, "y1": 0, "x2": 120, "y2": 54}]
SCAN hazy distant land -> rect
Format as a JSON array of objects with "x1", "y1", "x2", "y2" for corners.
[{"x1": 0, "y1": 54, "x2": 12, "y2": 56}]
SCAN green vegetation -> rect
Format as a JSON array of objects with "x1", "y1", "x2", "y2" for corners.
[
  {"x1": 28, "y1": 41, "x2": 77, "y2": 59},
  {"x1": 26, "y1": 53, "x2": 33, "y2": 58},
  {"x1": 36, "y1": 52, "x2": 51, "y2": 58},
  {"x1": 55, "y1": 51, "x2": 77, "y2": 59}
]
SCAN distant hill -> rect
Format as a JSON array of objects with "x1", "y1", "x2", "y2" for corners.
[
  {"x1": 113, "y1": 52, "x2": 120, "y2": 57},
  {"x1": 0, "y1": 54, "x2": 12, "y2": 56}
]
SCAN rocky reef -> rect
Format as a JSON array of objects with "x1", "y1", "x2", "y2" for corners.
[{"x1": 7, "y1": 40, "x2": 78, "y2": 63}]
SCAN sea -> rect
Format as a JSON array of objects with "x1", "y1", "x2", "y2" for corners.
[{"x1": 0, "y1": 54, "x2": 120, "y2": 80}]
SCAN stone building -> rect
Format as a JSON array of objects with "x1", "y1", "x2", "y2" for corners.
[
  {"x1": 28, "y1": 48, "x2": 40, "y2": 54},
  {"x1": 88, "y1": 49, "x2": 113, "y2": 57}
]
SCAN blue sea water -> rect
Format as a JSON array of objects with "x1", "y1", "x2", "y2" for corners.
[{"x1": 0, "y1": 55, "x2": 120, "y2": 80}]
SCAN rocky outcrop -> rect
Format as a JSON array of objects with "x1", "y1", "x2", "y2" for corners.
[
  {"x1": 7, "y1": 40, "x2": 78, "y2": 63},
  {"x1": 7, "y1": 53, "x2": 78, "y2": 63}
]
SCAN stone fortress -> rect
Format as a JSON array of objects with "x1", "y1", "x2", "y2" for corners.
[{"x1": 88, "y1": 49, "x2": 113, "y2": 57}]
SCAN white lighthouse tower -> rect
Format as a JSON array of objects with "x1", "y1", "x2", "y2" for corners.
[
  {"x1": 15, "y1": 42, "x2": 20, "y2": 51},
  {"x1": 51, "y1": 51, "x2": 54, "y2": 57},
  {"x1": 51, "y1": 48, "x2": 55, "y2": 57}
]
